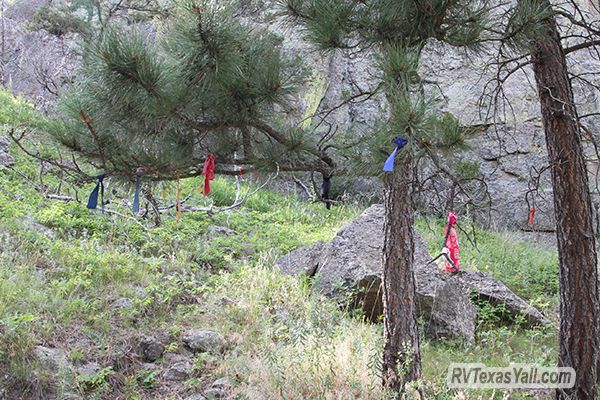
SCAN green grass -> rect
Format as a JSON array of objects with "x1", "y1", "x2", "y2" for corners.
[{"x1": 416, "y1": 217, "x2": 559, "y2": 316}]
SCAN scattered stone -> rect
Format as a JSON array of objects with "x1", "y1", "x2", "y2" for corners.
[
  {"x1": 77, "y1": 362, "x2": 101, "y2": 379},
  {"x1": 0, "y1": 136, "x2": 10, "y2": 150},
  {"x1": 185, "y1": 395, "x2": 207, "y2": 400},
  {"x1": 219, "y1": 296, "x2": 235, "y2": 305},
  {"x1": 203, "y1": 388, "x2": 226, "y2": 400},
  {"x1": 20, "y1": 217, "x2": 55, "y2": 240},
  {"x1": 111, "y1": 297, "x2": 134, "y2": 309},
  {"x1": 163, "y1": 352, "x2": 191, "y2": 364},
  {"x1": 277, "y1": 204, "x2": 549, "y2": 343},
  {"x1": 33, "y1": 345, "x2": 72, "y2": 371},
  {"x1": 183, "y1": 330, "x2": 225, "y2": 354},
  {"x1": 139, "y1": 335, "x2": 164, "y2": 362},
  {"x1": 210, "y1": 377, "x2": 232, "y2": 390},
  {"x1": 163, "y1": 362, "x2": 191, "y2": 381},
  {"x1": 141, "y1": 362, "x2": 160, "y2": 371},
  {"x1": 132, "y1": 285, "x2": 149, "y2": 299}
]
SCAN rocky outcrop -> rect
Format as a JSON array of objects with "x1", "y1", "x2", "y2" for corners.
[{"x1": 277, "y1": 205, "x2": 549, "y2": 343}]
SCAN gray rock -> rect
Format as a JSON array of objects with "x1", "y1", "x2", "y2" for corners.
[
  {"x1": 277, "y1": 241, "x2": 325, "y2": 277},
  {"x1": 20, "y1": 217, "x2": 55, "y2": 239},
  {"x1": 139, "y1": 335, "x2": 164, "y2": 362},
  {"x1": 210, "y1": 377, "x2": 232, "y2": 390},
  {"x1": 163, "y1": 352, "x2": 191, "y2": 363},
  {"x1": 111, "y1": 297, "x2": 134, "y2": 309},
  {"x1": 219, "y1": 295, "x2": 235, "y2": 305},
  {"x1": 141, "y1": 362, "x2": 160, "y2": 371},
  {"x1": 417, "y1": 122, "x2": 559, "y2": 231},
  {"x1": 276, "y1": 204, "x2": 549, "y2": 343},
  {"x1": 183, "y1": 330, "x2": 225, "y2": 354},
  {"x1": 0, "y1": 136, "x2": 10, "y2": 150},
  {"x1": 77, "y1": 362, "x2": 101, "y2": 378},
  {"x1": 163, "y1": 362, "x2": 191, "y2": 381},
  {"x1": 454, "y1": 272, "x2": 548, "y2": 327},
  {"x1": 203, "y1": 388, "x2": 227, "y2": 400},
  {"x1": 33, "y1": 345, "x2": 72, "y2": 371},
  {"x1": 185, "y1": 395, "x2": 207, "y2": 400}
]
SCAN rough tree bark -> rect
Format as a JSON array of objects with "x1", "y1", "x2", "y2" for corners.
[
  {"x1": 382, "y1": 151, "x2": 422, "y2": 392},
  {"x1": 528, "y1": 4, "x2": 600, "y2": 399}
]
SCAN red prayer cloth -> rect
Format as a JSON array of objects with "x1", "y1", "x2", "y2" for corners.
[
  {"x1": 202, "y1": 154, "x2": 216, "y2": 195},
  {"x1": 528, "y1": 208, "x2": 536, "y2": 231},
  {"x1": 444, "y1": 212, "x2": 460, "y2": 273}
]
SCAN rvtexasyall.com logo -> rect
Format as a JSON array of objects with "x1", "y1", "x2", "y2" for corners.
[{"x1": 447, "y1": 363, "x2": 576, "y2": 389}]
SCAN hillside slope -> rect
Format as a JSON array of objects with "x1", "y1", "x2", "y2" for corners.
[{"x1": 0, "y1": 93, "x2": 559, "y2": 400}]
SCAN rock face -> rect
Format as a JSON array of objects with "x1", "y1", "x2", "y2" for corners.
[
  {"x1": 0, "y1": 136, "x2": 14, "y2": 169},
  {"x1": 277, "y1": 205, "x2": 549, "y2": 343}
]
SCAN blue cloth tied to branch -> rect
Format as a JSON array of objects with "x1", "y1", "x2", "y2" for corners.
[
  {"x1": 132, "y1": 175, "x2": 142, "y2": 213},
  {"x1": 383, "y1": 136, "x2": 409, "y2": 172},
  {"x1": 87, "y1": 173, "x2": 106, "y2": 211}
]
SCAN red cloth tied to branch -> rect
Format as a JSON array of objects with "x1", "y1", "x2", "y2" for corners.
[
  {"x1": 202, "y1": 154, "x2": 215, "y2": 195},
  {"x1": 443, "y1": 212, "x2": 460, "y2": 273}
]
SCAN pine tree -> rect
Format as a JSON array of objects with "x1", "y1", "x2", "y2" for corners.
[
  {"x1": 48, "y1": 0, "x2": 336, "y2": 185},
  {"x1": 279, "y1": 0, "x2": 489, "y2": 392},
  {"x1": 505, "y1": 1, "x2": 600, "y2": 398}
]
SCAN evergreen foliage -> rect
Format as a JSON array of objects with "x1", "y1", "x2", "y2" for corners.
[
  {"x1": 49, "y1": 0, "x2": 332, "y2": 182},
  {"x1": 505, "y1": 0, "x2": 554, "y2": 52}
]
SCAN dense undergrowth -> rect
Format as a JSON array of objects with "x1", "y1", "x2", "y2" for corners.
[{"x1": 0, "y1": 92, "x2": 559, "y2": 399}]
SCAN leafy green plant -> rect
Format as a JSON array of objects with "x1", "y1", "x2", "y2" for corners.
[
  {"x1": 78, "y1": 366, "x2": 114, "y2": 394},
  {"x1": 134, "y1": 369, "x2": 159, "y2": 390}
]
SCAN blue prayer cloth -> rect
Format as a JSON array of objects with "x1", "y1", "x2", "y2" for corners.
[{"x1": 383, "y1": 137, "x2": 408, "y2": 172}]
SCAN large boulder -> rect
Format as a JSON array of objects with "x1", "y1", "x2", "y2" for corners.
[{"x1": 277, "y1": 204, "x2": 549, "y2": 343}]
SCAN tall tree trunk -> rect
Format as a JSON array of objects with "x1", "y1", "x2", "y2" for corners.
[
  {"x1": 382, "y1": 151, "x2": 422, "y2": 392},
  {"x1": 528, "y1": 5, "x2": 600, "y2": 399}
]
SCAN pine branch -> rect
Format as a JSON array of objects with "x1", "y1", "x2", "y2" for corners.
[{"x1": 80, "y1": 110, "x2": 108, "y2": 171}]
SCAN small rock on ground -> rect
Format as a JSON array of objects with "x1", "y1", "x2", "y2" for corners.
[
  {"x1": 183, "y1": 330, "x2": 225, "y2": 354},
  {"x1": 139, "y1": 335, "x2": 164, "y2": 362},
  {"x1": 203, "y1": 388, "x2": 226, "y2": 400},
  {"x1": 77, "y1": 362, "x2": 101, "y2": 378},
  {"x1": 33, "y1": 345, "x2": 72, "y2": 371},
  {"x1": 185, "y1": 395, "x2": 206, "y2": 400},
  {"x1": 210, "y1": 377, "x2": 232, "y2": 389},
  {"x1": 163, "y1": 362, "x2": 191, "y2": 381},
  {"x1": 111, "y1": 297, "x2": 134, "y2": 309}
]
